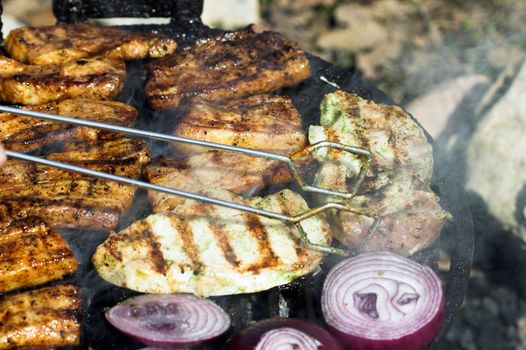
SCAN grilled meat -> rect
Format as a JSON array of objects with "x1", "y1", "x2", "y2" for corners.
[
  {"x1": 0, "y1": 217, "x2": 78, "y2": 293},
  {"x1": 0, "y1": 284, "x2": 82, "y2": 349},
  {"x1": 308, "y1": 91, "x2": 450, "y2": 256},
  {"x1": 4, "y1": 23, "x2": 177, "y2": 65},
  {"x1": 93, "y1": 189, "x2": 331, "y2": 296},
  {"x1": 146, "y1": 151, "x2": 292, "y2": 212},
  {"x1": 173, "y1": 94, "x2": 307, "y2": 155},
  {"x1": 318, "y1": 163, "x2": 450, "y2": 255},
  {"x1": 0, "y1": 99, "x2": 137, "y2": 152},
  {"x1": 0, "y1": 137, "x2": 151, "y2": 231},
  {"x1": 146, "y1": 28, "x2": 311, "y2": 110},
  {"x1": 0, "y1": 137, "x2": 151, "y2": 185},
  {"x1": 0, "y1": 55, "x2": 125, "y2": 105}
]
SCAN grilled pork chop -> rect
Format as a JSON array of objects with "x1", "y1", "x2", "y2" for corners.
[
  {"x1": 93, "y1": 189, "x2": 331, "y2": 296},
  {"x1": 308, "y1": 91, "x2": 450, "y2": 256},
  {"x1": 173, "y1": 94, "x2": 307, "y2": 155},
  {"x1": 146, "y1": 28, "x2": 311, "y2": 110},
  {"x1": 146, "y1": 151, "x2": 292, "y2": 212},
  {"x1": 0, "y1": 284, "x2": 82, "y2": 349},
  {"x1": 0, "y1": 99, "x2": 137, "y2": 152},
  {"x1": 4, "y1": 23, "x2": 177, "y2": 65},
  {"x1": 0, "y1": 55, "x2": 125, "y2": 105},
  {"x1": 0, "y1": 217, "x2": 78, "y2": 293},
  {"x1": 0, "y1": 137, "x2": 151, "y2": 231}
]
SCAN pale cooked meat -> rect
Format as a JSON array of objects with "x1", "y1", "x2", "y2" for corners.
[
  {"x1": 146, "y1": 28, "x2": 311, "y2": 110},
  {"x1": 93, "y1": 189, "x2": 331, "y2": 296},
  {"x1": 4, "y1": 23, "x2": 177, "y2": 65},
  {"x1": 318, "y1": 163, "x2": 450, "y2": 256},
  {"x1": 0, "y1": 99, "x2": 137, "y2": 152},
  {"x1": 0, "y1": 284, "x2": 81, "y2": 349},
  {"x1": 308, "y1": 91, "x2": 450, "y2": 256},
  {"x1": 309, "y1": 91, "x2": 433, "y2": 188},
  {"x1": 0, "y1": 55, "x2": 125, "y2": 105},
  {"x1": 0, "y1": 217, "x2": 78, "y2": 293},
  {"x1": 0, "y1": 138, "x2": 151, "y2": 231},
  {"x1": 146, "y1": 151, "x2": 292, "y2": 212},
  {"x1": 173, "y1": 94, "x2": 307, "y2": 155}
]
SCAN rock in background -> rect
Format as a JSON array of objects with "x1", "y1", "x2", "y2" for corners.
[{"x1": 465, "y1": 59, "x2": 526, "y2": 241}]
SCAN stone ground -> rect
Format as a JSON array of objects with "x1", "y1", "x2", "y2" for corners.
[{"x1": 3, "y1": 0, "x2": 526, "y2": 348}]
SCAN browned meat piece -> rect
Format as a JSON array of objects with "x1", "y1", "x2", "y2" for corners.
[
  {"x1": 0, "y1": 99, "x2": 137, "y2": 152},
  {"x1": 4, "y1": 23, "x2": 177, "y2": 65},
  {"x1": 0, "y1": 284, "x2": 81, "y2": 349},
  {"x1": 146, "y1": 28, "x2": 311, "y2": 110},
  {"x1": 0, "y1": 137, "x2": 151, "y2": 185},
  {"x1": 0, "y1": 137, "x2": 152, "y2": 231},
  {"x1": 173, "y1": 94, "x2": 307, "y2": 155},
  {"x1": 0, "y1": 55, "x2": 125, "y2": 105},
  {"x1": 0, "y1": 180, "x2": 131, "y2": 231},
  {"x1": 146, "y1": 151, "x2": 292, "y2": 212},
  {"x1": 0, "y1": 217, "x2": 78, "y2": 293}
]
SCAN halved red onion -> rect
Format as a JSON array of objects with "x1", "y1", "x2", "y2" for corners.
[
  {"x1": 227, "y1": 317, "x2": 344, "y2": 350},
  {"x1": 321, "y1": 251, "x2": 444, "y2": 350},
  {"x1": 106, "y1": 294, "x2": 231, "y2": 348}
]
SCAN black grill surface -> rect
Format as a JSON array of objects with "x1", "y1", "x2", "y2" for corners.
[{"x1": 0, "y1": 1, "x2": 474, "y2": 348}]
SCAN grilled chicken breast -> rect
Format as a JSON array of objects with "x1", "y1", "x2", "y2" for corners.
[
  {"x1": 0, "y1": 217, "x2": 78, "y2": 293},
  {"x1": 308, "y1": 91, "x2": 450, "y2": 256},
  {"x1": 146, "y1": 28, "x2": 311, "y2": 110},
  {"x1": 0, "y1": 284, "x2": 82, "y2": 349},
  {"x1": 0, "y1": 99, "x2": 137, "y2": 152},
  {"x1": 146, "y1": 151, "x2": 292, "y2": 212},
  {"x1": 0, "y1": 137, "x2": 151, "y2": 231},
  {"x1": 93, "y1": 189, "x2": 331, "y2": 296},
  {"x1": 0, "y1": 55, "x2": 125, "y2": 105},
  {"x1": 4, "y1": 23, "x2": 177, "y2": 65},
  {"x1": 173, "y1": 94, "x2": 307, "y2": 155}
]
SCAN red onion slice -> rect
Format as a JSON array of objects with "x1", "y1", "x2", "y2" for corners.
[
  {"x1": 321, "y1": 251, "x2": 444, "y2": 350},
  {"x1": 106, "y1": 294, "x2": 231, "y2": 348},
  {"x1": 227, "y1": 317, "x2": 344, "y2": 350}
]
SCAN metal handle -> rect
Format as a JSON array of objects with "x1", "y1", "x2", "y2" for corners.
[{"x1": 0, "y1": 105, "x2": 371, "y2": 199}]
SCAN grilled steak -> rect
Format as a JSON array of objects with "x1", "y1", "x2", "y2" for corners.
[
  {"x1": 0, "y1": 217, "x2": 78, "y2": 293},
  {"x1": 0, "y1": 55, "x2": 125, "y2": 105},
  {"x1": 93, "y1": 189, "x2": 331, "y2": 296},
  {"x1": 0, "y1": 137, "x2": 151, "y2": 231},
  {"x1": 4, "y1": 23, "x2": 177, "y2": 65},
  {"x1": 309, "y1": 91, "x2": 450, "y2": 256},
  {"x1": 0, "y1": 284, "x2": 82, "y2": 349},
  {"x1": 173, "y1": 94, "x2": 307, "y2": 155},
  {"x1": 0, "y1": 99, "x2": 137, "y2": 152},
  {"x1": 146, "y1": 151, "x2": 292, "y2": 212},
  {"x1": 146, "y1": 28, "x2": 311, "y2": 110}
]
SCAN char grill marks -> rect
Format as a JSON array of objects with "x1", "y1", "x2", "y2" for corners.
[
  {"x1": 145, "y1": 28, "x2": 311, "y2": 110},
  {"x1": 0, "y1": 99, "x2": 137, "y2": 152},
  {"x1": 0, "y1": 56, "x2": 126, "y2": 105},
  {"x1": 173, "y1": 94, "x2": 307, "y2": 155},
  {"x1": 93, "y1": 189, "x2": 331, "y2": 296},
  {"x1": 0, "y1": 284, "x2": 82, "y2": 349},
  {"x1": 3, "y1": 23, "x2": 177, "y2": 65},
  {"x1": 0, "y1": 137, "x2": 151, "y2": 231},
  {"x1": 0, "y1": 217, "x2": 78, "y2": 293},
  {"x1": 146, "y1": 151, "x2": 292, "y2": 212}
]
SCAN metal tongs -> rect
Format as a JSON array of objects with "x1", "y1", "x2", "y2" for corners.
[{"x1": 0, "y1": 105, "x2": 380, "y2": 256}]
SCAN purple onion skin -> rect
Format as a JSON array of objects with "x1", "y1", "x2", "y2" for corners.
[
  {"x1": 328, "y1": 295, "x2": 444, "y2": 350},
  {"x1": 227, "y1": 317, "x2": 344, "y2": 350},
  {"x1": 106, "y1": 294, "x2": 231, "y2": 349}
]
